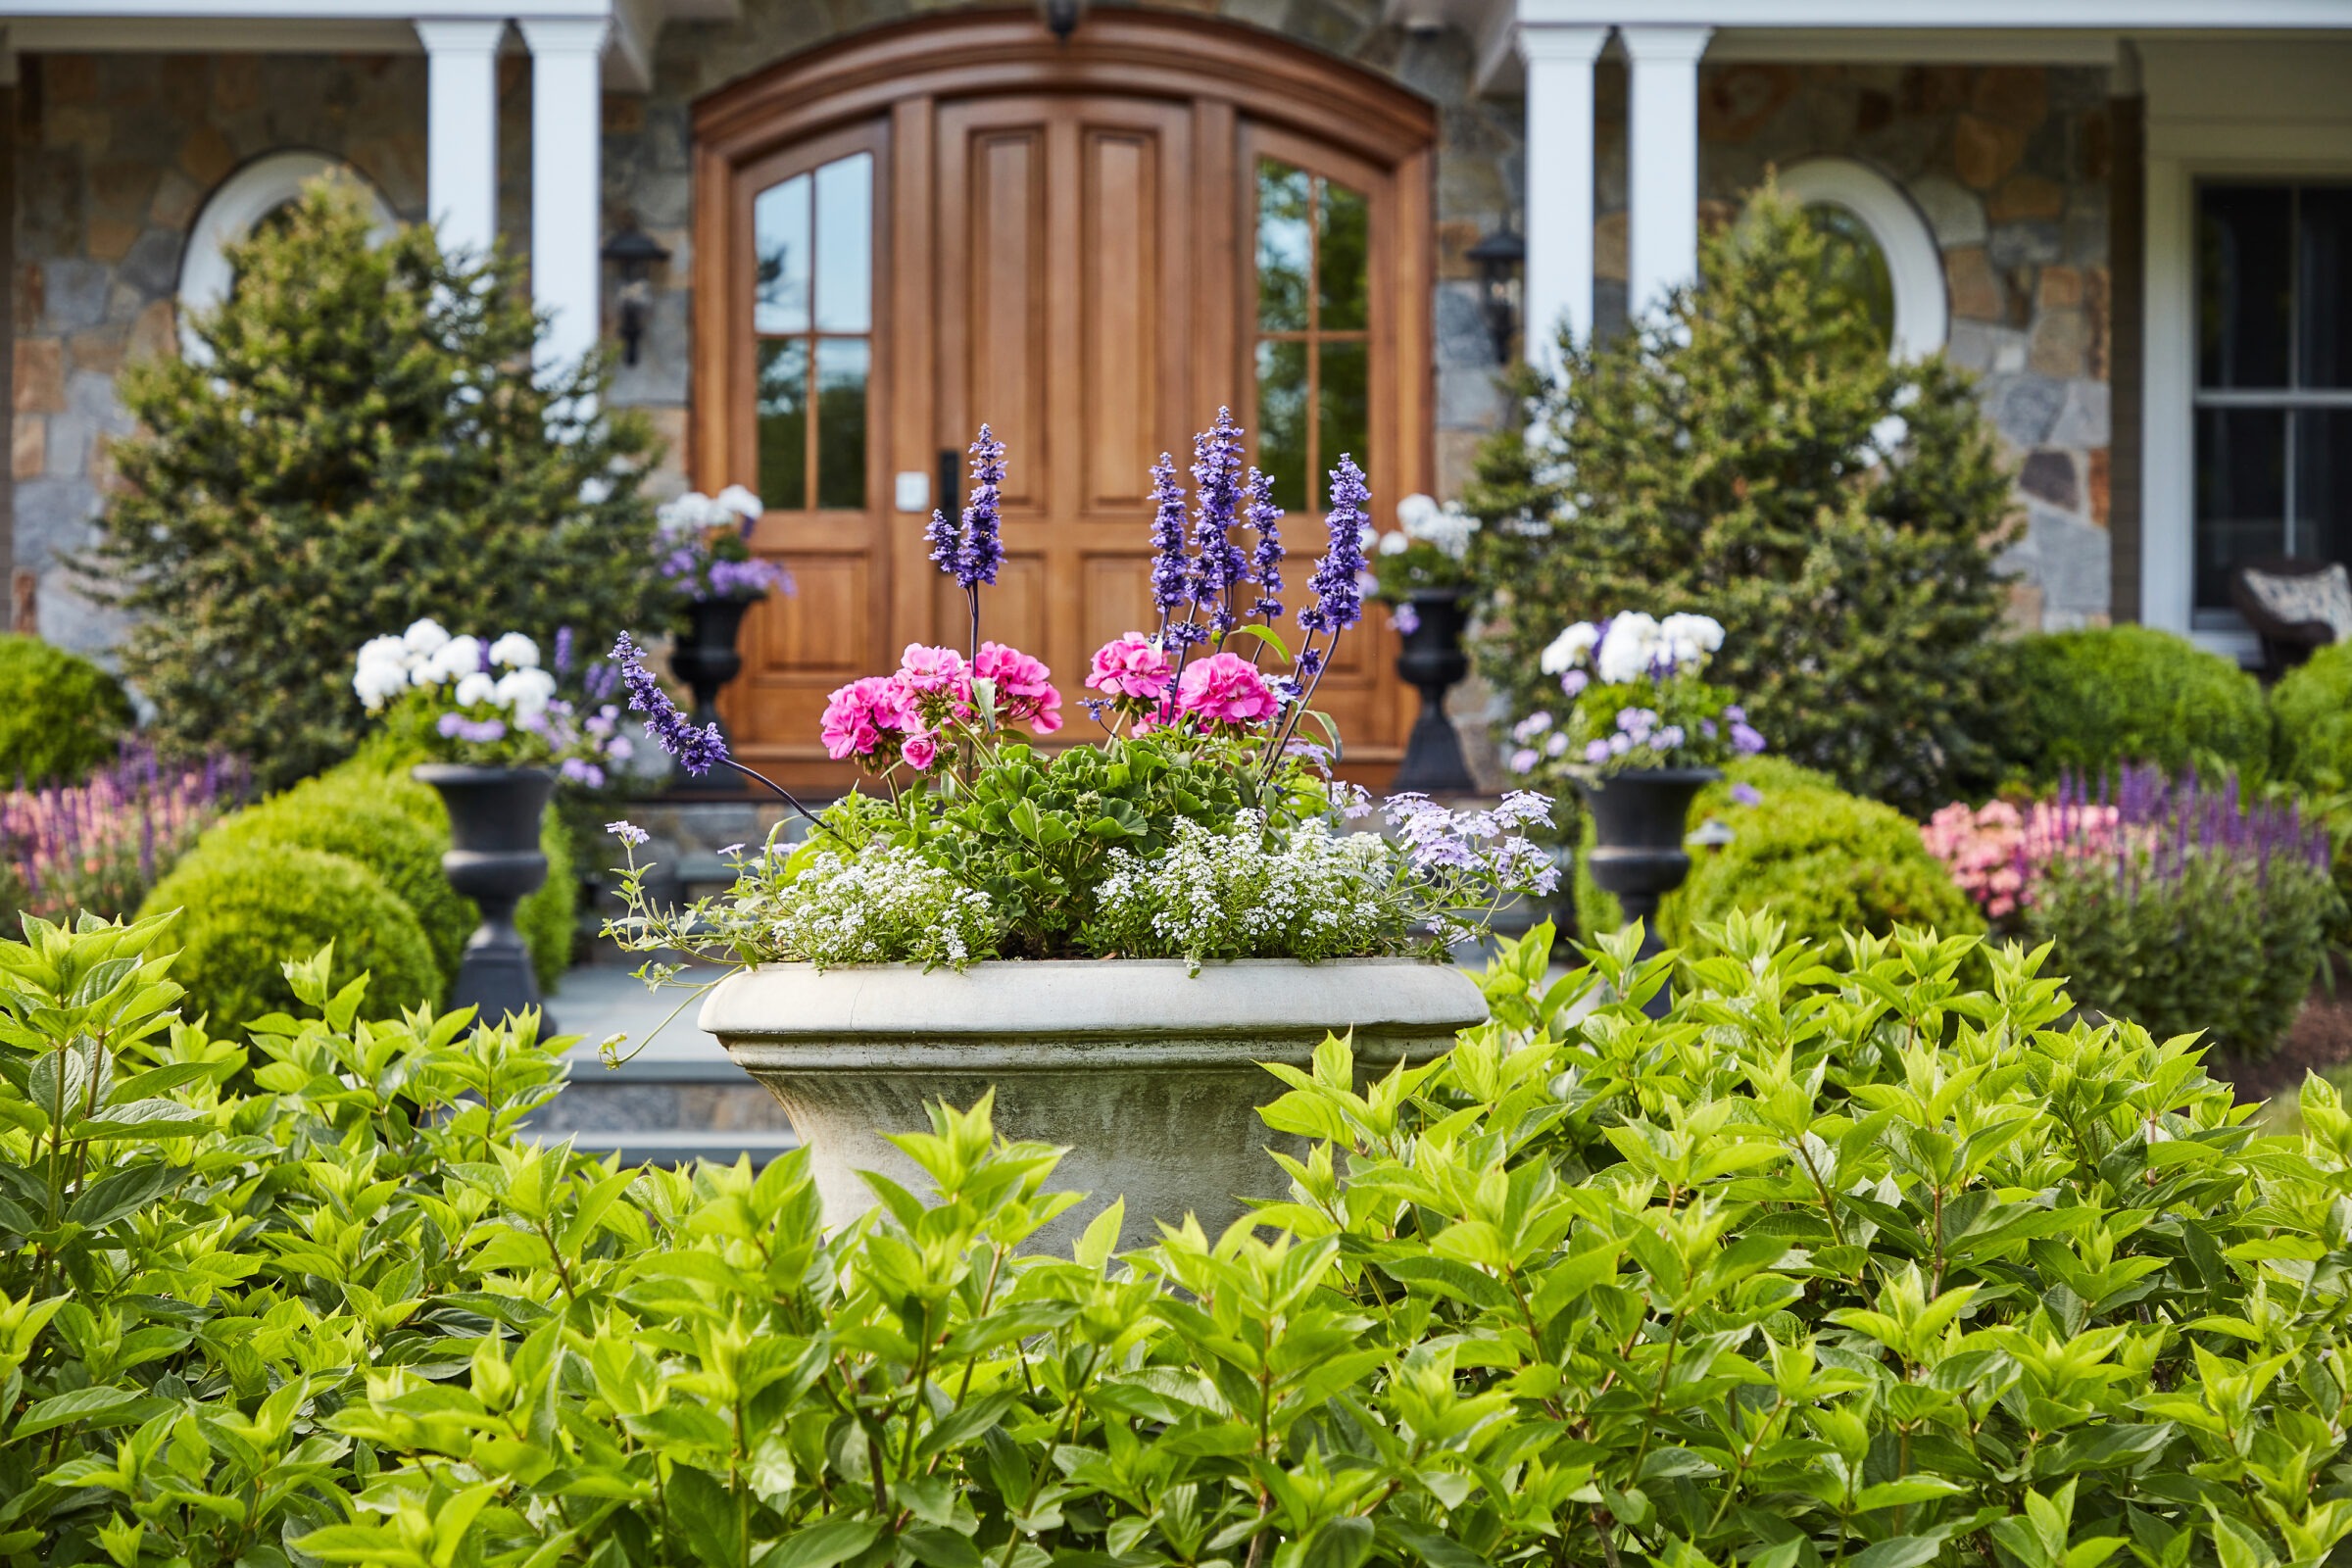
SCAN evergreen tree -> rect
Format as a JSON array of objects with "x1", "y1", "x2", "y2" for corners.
[
  {"x1": 87, "y1": 181, "x2": 665, "y2": 790},
  {"x1": 1466, "y1": 191, "x2": 2016, "y2": 816}
]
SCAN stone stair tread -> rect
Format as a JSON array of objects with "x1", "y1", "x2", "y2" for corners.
[{"x1": 531, "y1": 1128, "x2": 800, "y2": 1166}]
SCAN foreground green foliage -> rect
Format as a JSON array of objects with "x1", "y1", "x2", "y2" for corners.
[
  {"x1": 1993, "y1": 626, "x2": 2270, "y2": 790},
  {"x1": 1465, "y1": 194, "x2": 2015, "y2": 816},
  {"x1": 6, "y1": 912, "x2": 2352, "y2": 1568},
  {"x1": 0, "y1": 633, "x2": 131, "y2": 786},
  {"x1": 84, "y1": 180, "x2": 665, "y2": 791}
]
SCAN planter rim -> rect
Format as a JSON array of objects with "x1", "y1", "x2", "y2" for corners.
[
  {"x1": 1570, "y1": 765, "x2": 1725, "y2": 787},
  {"x1": 701, "y1": 956, "x2": 1487, "y2": 1051},
  {"x1": 412, "y1": 762, "x2": 559, "y2": 786}
]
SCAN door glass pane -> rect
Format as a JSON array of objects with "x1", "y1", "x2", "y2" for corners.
[
  {"x1": 754, "y1": 172, "x2": 812, "y2": 335},
  {"x1": 1318, "y1": 340, "x2": 1369, "y2": 510},
  {"x1": 813, "y1": 153, "x2": 873, "y2": 334},
  {"x1": 2195, "y1": 407, "x2": 2287, "y2": 609},
  {"x1": 2198, "y1": 185, "x2": 2291, "y2": 390},
  {"x1": 1807, "y1": 205, "x2": 1895, "y2": 353},
  {"x1": 1255, "y1": 338, "x2": 1308, "y2": 514},
  {"x1": 1256, "y1": 160, "x2": 1311, "y2": 333},
  {"x1": 815, "y1": 338, "x2": 869, "y2": 510},
  {"x1": 1318, "y1": 179, "x2": 1370, "y2": 332},
  {"x1": 2300, "y1": 410, "x2": 2351, "y2": 569},
  {"x1": 2300, "y1": 186, "x2": 2352, "y2": 390},
  {"x1": 757, "y1": 338, "x2": 809, "y2": 511}
]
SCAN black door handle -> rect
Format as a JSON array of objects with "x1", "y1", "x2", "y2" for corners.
[{"x1": 937, "y1": 449, "x2": 960, "y2": 522}]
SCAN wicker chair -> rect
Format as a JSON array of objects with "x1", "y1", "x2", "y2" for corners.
[{"x1": 2230, "y1": 555, "x2": 2352, "y2": 682}]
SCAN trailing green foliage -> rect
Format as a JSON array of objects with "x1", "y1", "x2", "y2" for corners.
[
  {"x1": 1464, "y1": 193, "x2": 2016, "y2": 816},
  {"x1": 134, "y1": 843, "x2": 439, "y2": 1028},
  {"x1": 0, "y1": 633, "x2": 132, "y2": 786},
  {"x1": 1993, "y1": 626, "x2": 2270, "y2": 788},
  {"x1": 83, "y1": 180, "x2": 665, "y2": 792},
  {"x1": 9, "y1": 912, "x2": 2352, "y2": 1568}
]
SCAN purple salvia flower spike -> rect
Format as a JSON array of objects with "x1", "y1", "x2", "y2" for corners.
[
  {"x1": 612, "y1": 631, "x2": 729, "y2": 776},
  {"x1": 924, "y1": 506, "x2": 960, "y2": 577},
  {"x1": 1147, "y1": 452, "x2": 1195, "y2": 639},
  {"x1": 1244, "y1": 465, "x2": 1285, "y2": 622},
  {"x1": 1189, "y1": 408, "x2": 1249, "y2": 633},
  {"x1": 1299, "y1": 453, "x2": 1369, "y2": 635},
  {"x1": 959, "y1": 424, "x2": 1007, "y2": 589}
]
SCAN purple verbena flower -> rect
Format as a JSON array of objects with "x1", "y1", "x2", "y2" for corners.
[
  {"x1": 612, "y1": 631, "x2": 729, "y2": 776},
  {"x1": 1299, "y1": 454, "x2": 1368, "y2": 635}
]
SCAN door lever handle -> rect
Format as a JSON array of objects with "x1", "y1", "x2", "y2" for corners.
[{"x1": 936, "y1": 449, "x2": 961, "y2": 522}]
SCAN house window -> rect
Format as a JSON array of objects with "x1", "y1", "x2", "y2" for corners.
[
  {"x1": 1767, "y1": 157, "x2": 1948, "y2": 362},
  {"x1": 1252, "y1": 158, "x2": 1370, "y2": 513},
  {"x1": 2194, "y1": 181, "x2": 2352, "y2": 612},
  {"x1": 754, "y1": 151, "x2": 874, "y2": 512}
]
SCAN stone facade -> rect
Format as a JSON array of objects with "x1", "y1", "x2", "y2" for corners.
[{"x1": 5, "y1": 17, "x2": 2122, "y2": 658}]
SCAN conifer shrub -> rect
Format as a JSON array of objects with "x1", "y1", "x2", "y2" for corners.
[
  {"x1": 1465, "y1": 192, "x2": 2016, "y2": 817},
  {"x1": 85, "y1": 180, "x2": 666, "y2": 792},
  {"x1": 1995, "y1": 624, "x2": 2269, "y2": 787},
  {"x1": 134, "y1": 841, "x2": 437, "y2": 1027},
  {"x1": 0, "y1": 633, "x2": 132, "y2": 785}
]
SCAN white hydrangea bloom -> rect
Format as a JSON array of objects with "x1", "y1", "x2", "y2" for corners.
[
  {"x1": 1539, "y1": 620, "x2": 1601, "y2": 675},
  {"x1": 488, "y1": 632, "x2": 540, "y2": 670},
  {"x1": 1594, "y1": 612, "x2": 1662, "y2": 685},
  {"x1": 453, "y1": 671, "x2": 498, "y2": 708},
  {"x1": 427, "y1": 635, "x2": 485, "y2": 685},
  {"x1": 402, "y1": 618, "x2": 451, "y2": 657},
  {"x1": 657, "y1": 491, "x2": 720, "y2": 534},
  {"x1": 495, "y1": 666, "x2": 558, "y2": 720},
  {"x1": 1657, "y1": 612, "x2": 1725, "y2": 671},
  {"x1": 353, "y1": 637, "x2": 414, "y2": 711},
  {"x1": 712, "y1": 484, "x2": 764, "y2": 520}
]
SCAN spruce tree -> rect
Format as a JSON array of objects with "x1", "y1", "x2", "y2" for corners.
[
  {"x1": 1466, "y1": 191, "x2": 2016, "y2": 816},
  {"x1": 88, "y1": 181, "x2": 665, "y2": 790}
]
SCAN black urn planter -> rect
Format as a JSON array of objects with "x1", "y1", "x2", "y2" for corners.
[
  {"x1": 1389, "y1": 588, "x2": 1477, "y2": 795},
  {"x1": 415, "y1": 763, "x2": 556, "y2": 1023},
  {"x1": 668, "y1": 594, "x2": 760, "y2": 794},
  {"x1": 1575, "y1": 766, "x2": 1719, "y2": 1012}
]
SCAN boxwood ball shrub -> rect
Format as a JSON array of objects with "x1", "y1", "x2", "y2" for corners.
[
  {"x1": 12, "y1": 912, "x2": 2352, "y2": 1568},
  {"x1": 2273, "y1": 639, "x2": 2352, "y2": 791},
  {"x1": 0, "y1": 632, "x2": 133, "y2": 785},
  {"x1": 1997, "y1": 624, "x2": 2269, "y2": 786},
  {"x1": 133, "y1": 841, "x2": 437, "y2": 1027}
]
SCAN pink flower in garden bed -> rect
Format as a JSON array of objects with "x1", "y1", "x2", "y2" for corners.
[
  {"x1": 1175, "y1": 651, "x2": 1280, "y2": 727},
  {"x1": 1084, "y1": 633, "x2": 1175, "y2": 703},
  {"x1": 975, "y1": 641, "x2": 1062, "y2": 734}
]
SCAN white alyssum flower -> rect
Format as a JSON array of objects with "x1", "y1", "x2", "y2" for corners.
[
  {"x1": 1540, "y1": 620, "x2": 1602, "y2": 675},
  {"x1": 1090, "y1": 814, "x2": 1396, "y2": 971},
  {"x1": 488, "y1": 632, "x2": 540, "y2": 670},
  {"x1": 764, "y1": 843, "x2": 996, "y2": 969}
]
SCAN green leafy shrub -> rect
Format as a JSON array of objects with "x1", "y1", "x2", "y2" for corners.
[
  {"x1": 1466, "y1": 192, "x2": 2016, "y2": 815},
  {"x1": 1995, "y1": 624, "x2": 2269, "y2": 786},
  {"x1": 11, "y1": 912, "x2": 2352, "y2": 1568},
  {"x1": 0, "y1": 633, "x2": 132, "y2": 785},
  {"x1": 200, "y1": 778, "x2": 472, "y2": 986},
  {"x1": 84, "y1": 179, "x2": 665, "y2": 792},
  {"x1": 134, "y1": 842, "x2": 438, "y2": 1027},
  {"x1": 2273, "y1": 639, "x2": 2352, "y2": 791}
]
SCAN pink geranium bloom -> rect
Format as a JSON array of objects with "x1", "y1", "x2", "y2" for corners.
[
  {"x1": 975, "y1": 640, "x2": 1063, "y2": 734},
  {"x1": 1175, "y1": 651, "x2": 1281, "y2": 727},
  {"x1": 897, "y1": 643, "x2": 973, "y2": 699},
  {"x1": 819, "y1": 675, "x2": 914, "y2": 760},
  {"x1": 901, "y1": 730, "x2": 941, "y2": 770},
  {"x1": 1085, "y1": 633, "x2": 1175, "y2": 702}
]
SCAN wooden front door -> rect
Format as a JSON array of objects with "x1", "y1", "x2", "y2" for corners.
[{"x1": 693, "y1": 12, "x2": 1436, "y2": 789}]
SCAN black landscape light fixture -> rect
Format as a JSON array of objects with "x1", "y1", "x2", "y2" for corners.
[
  {"x1": 1466, "y1": 215, "x2": 1526, "y2": 364},
  {"x1": 602, "y1": 222, "x2": 671, "y2": 367}
]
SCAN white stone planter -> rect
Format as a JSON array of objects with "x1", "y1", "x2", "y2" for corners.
[{"x1": 700, "y1": 957, "x2": 1486, "y2": 1251}]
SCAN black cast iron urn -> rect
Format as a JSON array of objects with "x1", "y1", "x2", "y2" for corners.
[{"x1": 414, "y1": 763, "x2": 555, "y2": 1023}]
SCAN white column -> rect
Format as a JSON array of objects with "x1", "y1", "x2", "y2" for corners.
[
  {"x1": 516, "y1": 16, "x2": 610, "y2": 378},
  {"x1": 1621, "y1": 24, "x2": 1712, "y2": 320},
  {"x1": 415, "y1": 19, "x2": 504, "y2": 266},
  {"x1": 1516, "y1": 22, "x2": 1610, "y2": 370}
]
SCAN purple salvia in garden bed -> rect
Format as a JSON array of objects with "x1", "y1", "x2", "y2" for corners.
[
  {"x1": 1148, "y1": 453, "x2": 1198, "y2": 643},
  {"x1": 2, "y1": 740, "x2": 244, "y2": 921},
  {"x1": 1189, "y1": 409, "x2": 1250, "y2": 633},
  {"x1": 958, "y1": 424, "x2": 1007, "y2": 588},
  {"x1": 1299, "y1": 454, "x2": 1369, "y2": 635},
  {"x1": 612, "y1": 631, "x2": 729, "y2": 776},
  {"x1": 1244, "y1": 466, "x2": 1284, "y2": 623}
]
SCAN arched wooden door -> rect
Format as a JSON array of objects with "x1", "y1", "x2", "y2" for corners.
[{"x1": 693, "y1": 11, "x2": 1436, "y2": 789}]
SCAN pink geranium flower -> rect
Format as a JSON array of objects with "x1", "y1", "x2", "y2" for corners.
[
  {"x1": 820, "y1": 675, "x2": 915, "y2": 760},
  {"x1": 1175, "y1": 651, "x2": 1281, "y2": 727},
  {"x1": 1085, "y1": 633, "x2": 1175, "y2": 703},
  {"x1": 975, "y1": 641, "x2": 1063, "y2": 735},
  {"x1": 901, "y1": 730, "x2": 941, "y2": 771},
  {"x1": 897, "y1": 643, "x2": 972, "y2": 699}
]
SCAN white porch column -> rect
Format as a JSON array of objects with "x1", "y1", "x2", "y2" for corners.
[
  {"x1": 414, "y1": 19, "x2": 503, "y2": 265},
  {"x1": 1516, "y1": 22, "x2": 1610, "y2": 369},
  {"x1": 516, "y1": 16, "x2": 610, "y2": 378},
  {"x1": 1620, "y1": 24, "x2": 1712, "y2": 320}
]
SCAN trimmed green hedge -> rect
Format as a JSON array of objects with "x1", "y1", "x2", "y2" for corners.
[
  {"x1": 2273, "y1": 640, "x2": 2352, "y2": 792},
  {"x1": 136, "y1": 840, "x2": 437, "y2": 1029},
  {"x1": 1995, "y1": 624, "x2": 2269, "y2": 786},
  {"x1": 0, "y1": 633, "x2": 132, "y2": 786}
]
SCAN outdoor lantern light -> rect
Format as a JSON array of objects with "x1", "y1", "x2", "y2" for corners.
[
  {"x1": 1466, "y1": 216, "x2": 1525, "y2": 365},
  {"x1": 602, "y1": 223, "x2": 671, "y2": 367},
  {"x1": 1042, "y1": 0, "x2": 1082, "y2": 39}
]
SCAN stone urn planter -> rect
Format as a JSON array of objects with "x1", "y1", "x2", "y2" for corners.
[
  {"x1": 1574, "y1": 765, "x2": 1719, "y2": 992},
  {"x1": 415, "y1": 763, "x2": 555, "y2": 1021},
  {"x1": 1389, "y1": 588, "x2": 1477, "y2": 795},
  {"x1": 668, "y1": 595, "x2": 760, "y2": 794},
  {"x1": 701, "y1": 957, "x2": 1487, "y2": 1251}
]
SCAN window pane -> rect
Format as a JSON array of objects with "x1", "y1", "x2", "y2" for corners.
[
  {"x1": 2300, "y1": 410, "x2": 2352, "y2": 570},
  {"x1": 1807, "y1": 205, "x2": 1895, "y2": 353},
  {"x1": 1255, "y1": 338, "x2": 1308, "y2": 514},
  {"x1": 2300, "y1": 186, "x2": 2352, "y2": 390},
  {"x1": 757, "y1": 338, "x2": 809, "y2": 511},
  {"x1": 813, "y1": 153, "x2": 873, "y2": 334},
  {"x1": 814, "y1": 338, "x2": 869, "y2": 510},
  {"x1": 1256, "y1": 160, "x2": 1311, "y2": 333},
  {"x1": 754, "y1": 173, "x2": 811, "y2": 335},
  {"x1": 2198, "y1": 185, "x2": 2291, "y2": 390},
  {"x1": 2195, "y1": 407, "x2": 2287, "y2": 609},
  {"x1": 1318, "y1": 178, "x2": 1370, "y2": 332},
  {"x1": 1318, "y1": 340, "x2": 1369, "y2": 510}
]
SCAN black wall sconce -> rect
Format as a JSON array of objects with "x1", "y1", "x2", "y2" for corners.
[
  {"x1": 1466, "y1": 216, "x2": 1525, "y2": 365},
  {"x1": 602, "y1": 222, "x2": 671, "y2": 367},
  {"x1": 1042, "y1": 0, "x2": 1082, "y2": 39}
]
